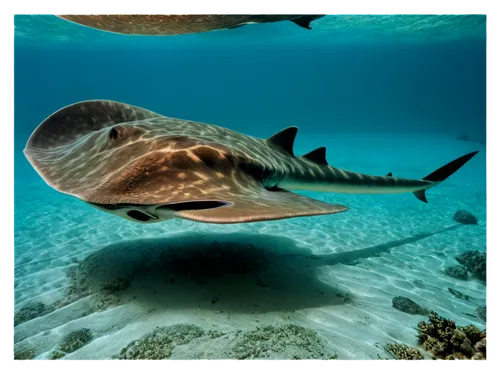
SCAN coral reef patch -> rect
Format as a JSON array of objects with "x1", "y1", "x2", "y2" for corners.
[
  {"x1": 384, "y1": 343, "x2": 424, "y2": 362},
  {"x1": 50, "y1": 328, "x2": 93, "y2": 359},
  {"x1": 417, "y1": 311, "x2": 486, "y2": 359}
]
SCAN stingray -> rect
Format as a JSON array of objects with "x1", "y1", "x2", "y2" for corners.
[
  {"x1": 57, "y1": 15, "x2": 324, "y2": 36},
  {"x1": 24, "y1": 100, "x2": 478, "y2": 224}
]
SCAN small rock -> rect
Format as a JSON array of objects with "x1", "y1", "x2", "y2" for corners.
[
  {"x1": 443, "y1": 265, "x2": 468, "y2": 280},
  {"x1": 453, "y1": 210, "x2": 478, "y2": 225},
  {"x1": 392, "y1": 296, "x2": 429, "y2": 316}
]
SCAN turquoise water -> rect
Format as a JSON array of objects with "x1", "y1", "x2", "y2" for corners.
[{"x1": 14, "y1": 15, "x2": 486, "y2": 360}]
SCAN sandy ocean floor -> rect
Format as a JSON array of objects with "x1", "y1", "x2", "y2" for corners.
[{"x1": 13, "y1": 132, "x2": 486, "y2": 360}]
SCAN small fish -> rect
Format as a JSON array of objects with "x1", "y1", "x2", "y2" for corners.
[
  {"x1": 24, "y1": 100, "x2": 478, "y2": 224},
  {"x1": 57, "y1": 15, "x2": 324, "y2": 36}
]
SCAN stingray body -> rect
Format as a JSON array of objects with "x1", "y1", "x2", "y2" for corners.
[
  {"x1": 57, "y1": 15, "x2": 324, "y2": 36},
  {"x1": 24, "y1": 100, "x2": 478, "y2": 224}
]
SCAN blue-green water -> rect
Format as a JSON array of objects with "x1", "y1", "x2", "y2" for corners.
[{"x1": 14, "y1": 15, "x2": 486, "y2": 360}]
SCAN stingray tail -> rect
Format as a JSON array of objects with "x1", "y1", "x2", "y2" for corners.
[{"x1": 413, "y1": 151, "x2": 479, "y2": 203}]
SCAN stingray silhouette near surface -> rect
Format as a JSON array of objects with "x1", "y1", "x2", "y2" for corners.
[
  {"x1": 57, "y1": 15, "x2": 325, "y2": 35},
  {"x1": 24, "y1": 100, "x2": 478, "y2": 224}
]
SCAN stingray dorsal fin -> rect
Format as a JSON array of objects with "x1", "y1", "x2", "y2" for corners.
[
  {"x1": 266, "y1": 126, "x2": 298, "y2": 156},
  {"x1": 301, "y1": 147, "x2": 328, "y2": 165}
]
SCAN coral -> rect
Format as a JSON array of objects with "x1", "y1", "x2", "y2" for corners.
[
  {"x1": 422, "y1": 336, "x2": 447, "y2": 356},
  {"x1": 455, "y1": 251, "x2": 486, "y2": 280},
  {"x1": 443, "y1": 265, "x2": 468, "y2": 280},
  {"x1": 114, "y1": 324, "x2": 208, "y2": 360},
  {"x1": 14, "y1": 301, "x2": 55, "y2": 326},
  {"x1": 417, "y1": 311, "x2": 486, "y2": 359},
  {"x1": 228, "y1": 324, "x2": 335, "y2": 360},
  {"x1": 475, "y1": 337, "x2": 486, "y2": 352},
  {"x1": 449, "y1": 330, "x2": 473, "y2": 356},
  {"x1": 59, "y1": 328, "x2": 93, "y2": 353},
  {"x1": 459, "y1": 325, "x2": 486, "y2": 344},
  {"x1": 471, "y1": 332, "x2": 489, "y2": 362},
  {"x1": 392, "y1": 296, "x2": 429, "y2": 316},
  {"x1": 453, "y1": 210, "x2": 478, "y2": 225},
  {"x1": 384, "y1": 343, "x2": 424, "y2": 360}
]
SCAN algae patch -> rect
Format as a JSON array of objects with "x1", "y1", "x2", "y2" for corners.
[
  {"x1": 114, "y1": 324, "x2": 212, "y2": 360},
  {"x1": 14, "y1": 301, "x2": 55, "y2": 326},
  {"x1": 14, "y1": 347, "x2": 36, "y2": 360},
  {"x1": 60, "y1": 328, "x2": 93, "y2": 352},
  {"x1": 228, "y1": 324, "x2": 337, "y2": 360}
]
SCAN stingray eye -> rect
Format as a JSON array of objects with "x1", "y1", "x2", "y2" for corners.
[{"x1": 109, "y1": 127, "x2": 119, "y2": 140}]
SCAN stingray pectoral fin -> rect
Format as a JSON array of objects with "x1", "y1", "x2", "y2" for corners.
[{"x1": 169, "y1": 187, "x2": 349, "y2": 224}]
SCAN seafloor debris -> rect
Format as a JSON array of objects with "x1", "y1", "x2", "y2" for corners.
[
  {"x1": 392, "y1": 296, "x2": 429, "y2": 316},
  {"x1": 455, "y1": 251, "x2": 486, "y2": 280},
  {"x1": 384, "y1": 343, "x2": 424, "y2": 360},
  {"x1": 443, "y1": 265, "x2": 468, "y2": 280},
  {"x1": 453, "y1": 210, "x2": 478, "y2": 225},
  {"x1": 417, "y1": 311, "x2": 486, "y2": 360}
]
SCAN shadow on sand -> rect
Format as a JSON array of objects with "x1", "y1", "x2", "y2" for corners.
[
  {"x1": 74, "y1": 224, "x2": 464, "y2": 314},
  {"x1": 74, "y1": 232, "x2": 349, "y2": 314}
]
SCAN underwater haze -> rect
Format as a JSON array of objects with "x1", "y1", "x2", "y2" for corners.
[{"x1": 14, "y1": 15, "x2": 486, "y2": 360}]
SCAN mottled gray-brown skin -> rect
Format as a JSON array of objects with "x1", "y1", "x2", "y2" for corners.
[
  {"x1": 57, "y1": 15, "x2": 324, "y2": 36},
  {"x1": 23, "y1": 100, "x2": 457, "y2": 224}
]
